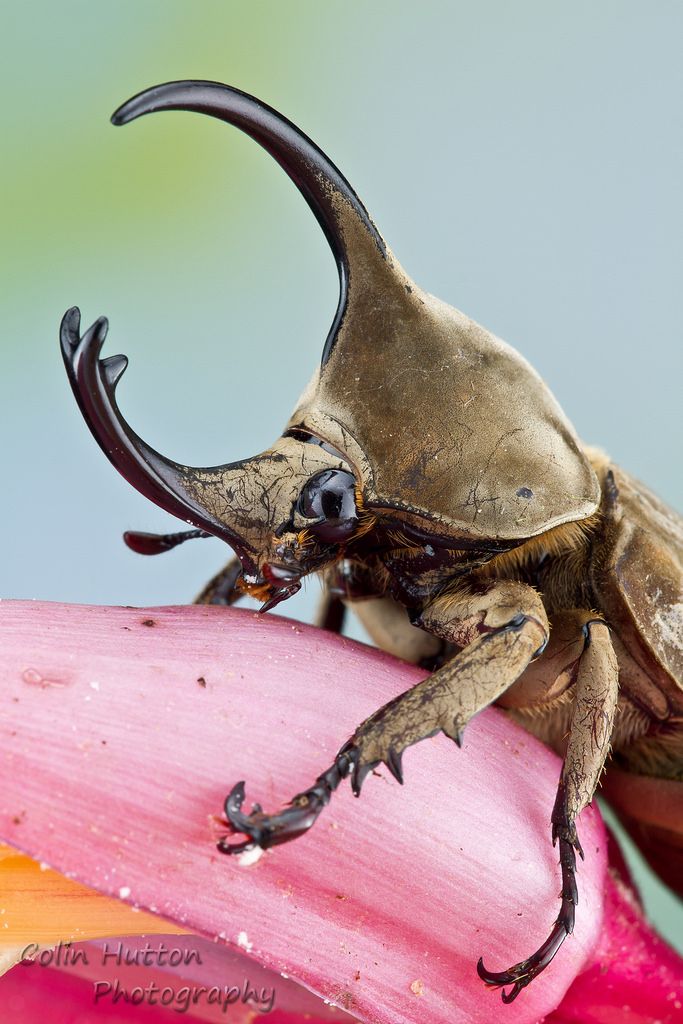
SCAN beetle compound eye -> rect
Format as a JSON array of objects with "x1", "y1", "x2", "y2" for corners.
[{"x1": 297, "y1": 470, "x2": 359, "y2": 542}]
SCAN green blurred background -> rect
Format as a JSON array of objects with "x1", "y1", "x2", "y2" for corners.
[{"x1": 3, "y1": 1, "x2": 681, "y2": 950}]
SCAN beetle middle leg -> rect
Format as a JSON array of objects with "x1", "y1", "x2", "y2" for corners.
[
  {"x1": 350, "y1": 594, "x2": 445, "y2": 666},
  {"x1": 194, "y1": 557, "x2": 243, "y2": 605},
  {"x1": 477, "y1": 616, "x2": 619, "y2": 1001},
  {"x1": 315, "y1": 591, "x2": 347, "y2": 633},
  {"x1": 217, "y1": 580, "x2": 549, "y2": 850}
]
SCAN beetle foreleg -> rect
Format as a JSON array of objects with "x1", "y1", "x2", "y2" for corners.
[
  {"x1": 340, "y1": 623, "x2": 548, "y2": 792},
  {"x1": 218, "y1": 580, "x2": 548, "y2": 852},
  {"x1": 477, "y1": 618, "x2": 619, "y2": 1002}
]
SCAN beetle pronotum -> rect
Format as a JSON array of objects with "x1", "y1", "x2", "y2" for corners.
[{"x1": 61, "y1": 80, "x2": 683, "y2": 1003}]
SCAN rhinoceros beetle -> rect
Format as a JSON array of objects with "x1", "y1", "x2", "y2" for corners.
[{"x1": 60, "y1": 80, "x2": 683, "y2": 1003}]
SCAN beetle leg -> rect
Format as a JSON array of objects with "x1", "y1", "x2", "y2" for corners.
[
  {"x1": 218, "y1": 580, "x2": 548, "y2": 853},
  {"x1": 315, "y1": 559, "x2": 392, "y2": 635},
  {"x1": 194, "y1": 557, "x2": 243, "y2": 605},
  {"x1": 350, "y1": 594, "x2": 444, "y2": 665},
  {"x1": 341, "y1": 581, "x2": 549, "y2": 791},
  {"x1": 315, "y1": 591, "x2": 347, "y2": 633},
  {"x1": 217, "y1": 750, "x2": 358, "y2": 854},
  {"x1": 477, "y1": 618, "x2": 619, "y2": 1002}
]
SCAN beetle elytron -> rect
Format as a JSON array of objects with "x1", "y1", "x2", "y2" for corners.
[{"x1": 60, "y1": 80, "x2": 683, "y2": 1003}]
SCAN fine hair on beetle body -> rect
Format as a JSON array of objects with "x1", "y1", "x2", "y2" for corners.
[{"x1": 60, "y1": 80, "x2": 683, "y2": 1004}]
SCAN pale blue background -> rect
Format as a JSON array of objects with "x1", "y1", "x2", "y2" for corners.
[{"x1": 2, "y1": 2, "x2": 681, "y2": 949}]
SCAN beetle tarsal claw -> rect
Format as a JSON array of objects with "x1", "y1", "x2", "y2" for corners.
[
  {"x1": 476, "y1": 826, "x2": 580, "y2": 1002},
  {"x1": 475, "y1": 914, "x2": 569, "y2": 1003},
  {"x1": 217, "y1": 752, "x2": 355, "y2": 853},
  {"x1": 476, "y1": 958, "x2": 530, "y2": 1004}
]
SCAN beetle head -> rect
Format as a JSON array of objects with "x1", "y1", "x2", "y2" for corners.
[
  {"x1": 62, "y1": 80, "x2": 600, "y2": 606},
  {"x1": 160, "y1": 436, "x2": 371, "y2": 610}
]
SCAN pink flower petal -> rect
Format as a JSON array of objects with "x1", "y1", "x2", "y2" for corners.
[
  {"x1": 2, "y1": 935, "x2": 354, "y2": 1022},
  {"x1": 0, "y1": 600, "x2": 609, "y2": 1022},
  {"x1": 1, "y1": 961, "x2": 179, "y2": 1023},
  {"x1": 548, "y1": 864, "x2": 683, "y2": 1024}
]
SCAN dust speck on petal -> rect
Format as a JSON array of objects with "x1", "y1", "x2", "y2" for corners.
[
  {"x1": 22, "y1": 668, "x2": 68, "y2": 688},
  {"x1": 410, "y1": 979, "x2": 425, "y2": 996}
]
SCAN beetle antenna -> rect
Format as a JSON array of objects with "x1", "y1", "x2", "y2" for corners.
[{"x1": 123, "y1": 528, "x2": 210, "y2": 556}]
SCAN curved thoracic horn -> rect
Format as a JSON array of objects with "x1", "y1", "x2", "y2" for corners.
[
  {"x1": 60, "y1": 307, "x2": 257, "y2": 569},
  {"x1": 111, "y1": 79, "x2": 388, "y2": 365}
]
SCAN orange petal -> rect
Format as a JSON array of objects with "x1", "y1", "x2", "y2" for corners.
[{"x1": 0, "y1": 841, "x2": 188, "y2": 958}]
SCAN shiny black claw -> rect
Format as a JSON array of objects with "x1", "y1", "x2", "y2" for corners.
[
  {"x1": 476, "y1": 916, "x2": 569, "y2": 1003},
  {"x1": 216, "y1": 736, "x2": 407, "y2": 856},
  {"x1": 217, "y1": 750, "x2": 357, "y2": 855},
  {"x1": 217, "y1": 781, "x2": 277, "y2": 854},
  {"x1": 477, "y1": 814, "x2": 581, "y2": 1003}
]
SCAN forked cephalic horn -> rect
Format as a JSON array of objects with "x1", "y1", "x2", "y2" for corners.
[
  {"x1": 61, "y1": 81, "x2": 392, "y2": 565},
  {"x1": 60, "y1": 306, "x2": 258, "y2": 566}
]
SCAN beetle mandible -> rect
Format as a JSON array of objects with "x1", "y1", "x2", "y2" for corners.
[{"x1": 60, "y1": 80, "x2": 683, "y2": 1003}]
